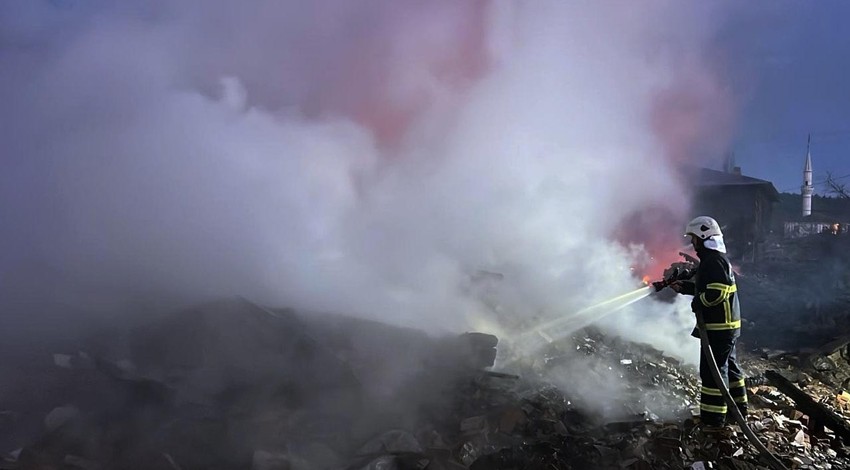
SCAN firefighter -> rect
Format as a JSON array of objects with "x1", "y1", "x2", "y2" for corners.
[{"x1": 670, "y1": 216, "x2": 747, "y2": 428}]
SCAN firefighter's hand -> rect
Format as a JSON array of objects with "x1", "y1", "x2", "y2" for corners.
[{"x1": 669, "y1": 281, "x2": 684, "y2": 293}]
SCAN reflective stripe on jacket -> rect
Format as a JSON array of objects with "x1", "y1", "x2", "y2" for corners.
[{"x1": 680, "y1": 248, "x2": 741, "y2": 331}]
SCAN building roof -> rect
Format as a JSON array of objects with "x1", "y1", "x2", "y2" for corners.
[{"x1": 695, "y1": 168, "x2": 781, "y2": 201}]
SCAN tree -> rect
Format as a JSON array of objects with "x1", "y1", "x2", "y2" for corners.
[{"x1": 824, "y1": 171, "x2": 849, "y2": 199}]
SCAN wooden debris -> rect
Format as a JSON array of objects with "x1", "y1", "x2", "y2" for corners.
[{"x1": 764, "y1": 369, "x2": 850, "y2": 444}]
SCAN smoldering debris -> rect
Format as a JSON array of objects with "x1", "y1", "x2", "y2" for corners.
[
  {"x1": 502, "y1": 326, "x2": 701, "y2": 423},
  {"x1": 3, "y1": 299, "x2": 850, "y2": 469},
  {"x1": 0, "y1": 298, "x2": 501, "y2": 470},
  {"x1": 738, "y1": 236, "x2": 850, "y2": 351}
]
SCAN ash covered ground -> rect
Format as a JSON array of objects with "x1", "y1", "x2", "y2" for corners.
[{"x1": 2, "y1": 273, "x2": 850, "y2": 470}]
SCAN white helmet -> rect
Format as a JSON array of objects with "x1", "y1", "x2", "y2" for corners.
[{"x1": 684, "y1": 216, "x2": 723, "y2": 240}]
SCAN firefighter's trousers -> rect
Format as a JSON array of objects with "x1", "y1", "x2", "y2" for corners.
[{"x1": 698, "y1": 330, "x2": 747, "y2": 426}]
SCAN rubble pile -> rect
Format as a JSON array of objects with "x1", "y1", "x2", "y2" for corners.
[
  {"x1": 0, "y1": 299, "x2": 502, "y2": 470},
  {"x1": 737, "y1": 251, "x2": 850, "y2": 351},
  {"x1": 442, "y1": 330, "x2": 850, "y2": 469},
  {"x1": 743, "y1": 341, "x2": 850, "y2": 425},
  {"x1": 521, "y1": 327, "x2": 701, "y2": 421},
  {"x1": 806, "y1": 337, "x2": 850, "y2": 391},
  {"x1": 2, "y1": 300, "x2": 850, "y2": 469}
]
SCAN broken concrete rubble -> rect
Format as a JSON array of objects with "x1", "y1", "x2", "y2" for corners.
[
  {"x1": 2, "y1": 299, "x2": 850, "y2": 469},
  {"x1": 806, "y1": 336, "x2": 850, "y2": 389},
  {"x1": 764, "y1": 369, "x2": 850, "y2": 445}
]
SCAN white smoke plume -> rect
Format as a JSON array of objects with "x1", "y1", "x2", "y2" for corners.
[{"x1": 1, "y1": 0, "x2": 736, "y2": 363}]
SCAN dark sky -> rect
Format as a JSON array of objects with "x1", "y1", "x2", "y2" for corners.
[{"x1": 721, "y1": 2, "x2": 850, "y2": 194}]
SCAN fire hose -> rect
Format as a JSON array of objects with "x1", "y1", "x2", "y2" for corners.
[
  {"x1": 694, "y1": 310, "x2": 788, "y2": 470},
  {"x1": 651, "y1": 254, "x2": 786, "y2": 467}
]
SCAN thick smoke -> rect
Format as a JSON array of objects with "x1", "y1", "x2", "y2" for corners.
[{"x1": 1, "y1": 1, "x2": 735, "y2": 359}]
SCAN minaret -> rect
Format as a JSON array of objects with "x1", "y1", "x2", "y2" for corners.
[{"x1": 802, "y1": 135, "x2": 813, "y2": 217}]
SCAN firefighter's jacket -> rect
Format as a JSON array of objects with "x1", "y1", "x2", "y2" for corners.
[{"x1": 679, "y1": 247, "x2": 741, "y2": 335}]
